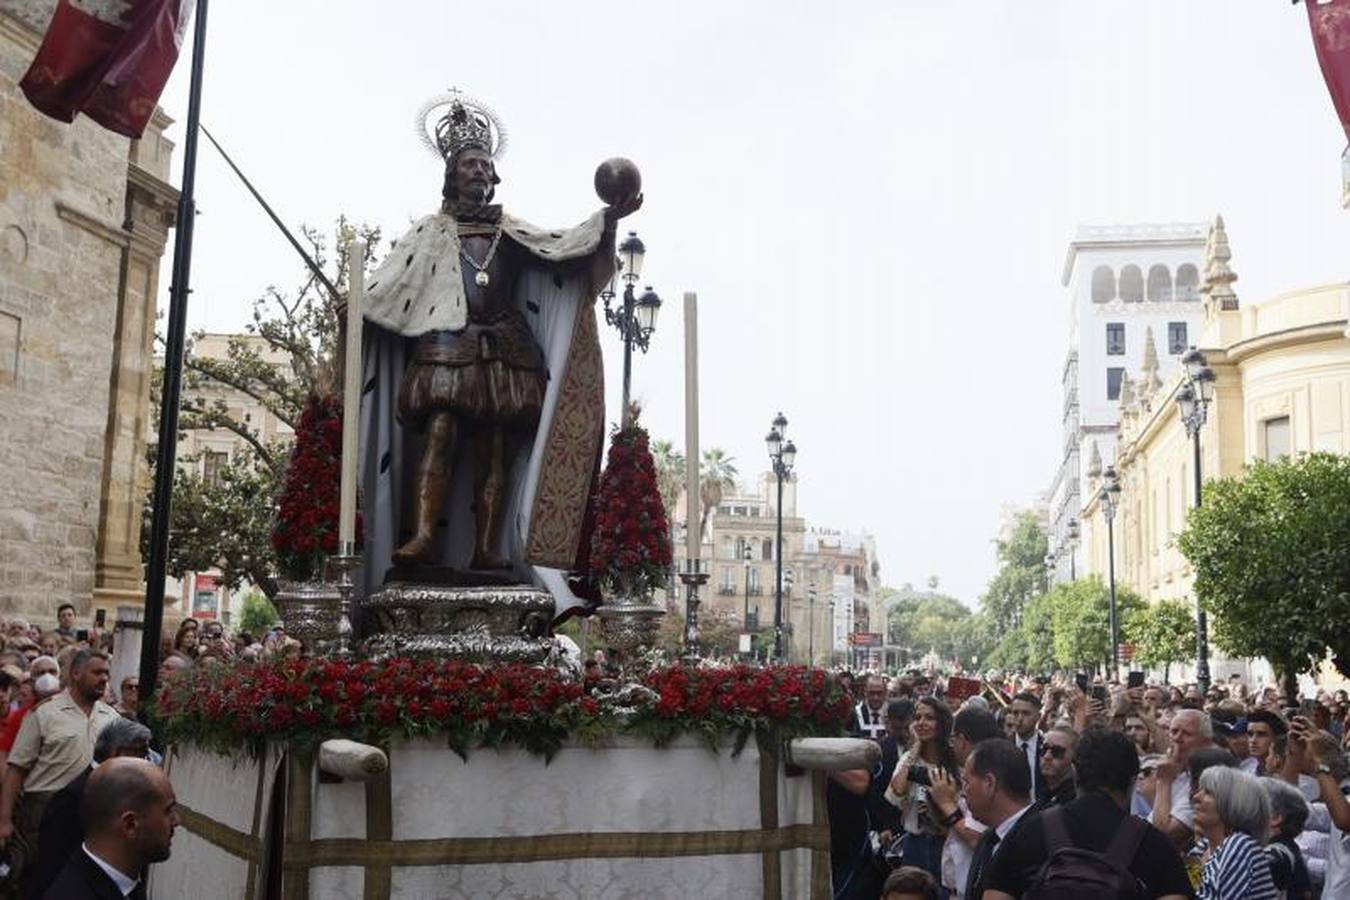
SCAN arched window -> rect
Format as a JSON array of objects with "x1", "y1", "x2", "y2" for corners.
[
  {"x1": 1091, "y1": 265, "x2": 1115, "y2": 302},
  {"x1": 762, "y1": 539, "x2": 772, "y2": 561},
  {"x1": 1119, "y1": 265, "x2": 1143, "y2": 303},
  {"x1": 734, "y1": 537, "x2": 746, "y2": 560},
  {"x1": 1176, "y1": 264, "x2": 1199, "y2": 301},
  {"x1": 1147, "y1": 265, "x2": 1172, "y2": 302}
]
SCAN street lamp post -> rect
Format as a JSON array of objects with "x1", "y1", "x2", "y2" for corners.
[
  {"x1": 1100, "y1": 466, "x2": 1123, "y2": 678},
  {"x1": 1177, "y1": 347, "x2": 1217, "y2": 694},
  {"x1": 742, "y1": 544, "x2": 754, "y2": 631},
  {"x1": 765, "y1": 412, "x2": 797, "y2": 662},
  {"x1": 600, "y1": 231, "x2": 661, "y2": 427},
  {"x1": 1065, "y1": 518, "x2": 1080, "y2": 580}
]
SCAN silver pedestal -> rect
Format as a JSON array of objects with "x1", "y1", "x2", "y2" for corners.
[{"x1": 359, "y1": 582, "x2": 554, "y2": 663}]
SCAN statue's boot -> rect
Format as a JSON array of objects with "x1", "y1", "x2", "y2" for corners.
[
  {"x1": 470, "y1": 429, "x2": 512, "y2": 571},
  {"x1": 393, "y1": 414, "x2": 455, "y2": 566}
]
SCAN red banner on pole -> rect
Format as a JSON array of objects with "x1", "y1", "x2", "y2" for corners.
[
  {"x1": 1307, "y1": 0, "x2": 1350, "y2": 142},
  {"x1": 19, "y1": 0, "x2": 193, "y2": 138}
]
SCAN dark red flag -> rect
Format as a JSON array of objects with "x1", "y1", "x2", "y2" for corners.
[
  {"x1": 19, "y1": 0, "x2": 193, "y2": 139},
  {"x1": 1307, "y1": 0, "x2": 1350, "y2": 142}
]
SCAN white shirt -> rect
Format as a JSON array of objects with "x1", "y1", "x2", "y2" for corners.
[
  {"x1": 1238, "y1": 756, "x2": 1260, "y2": 775},
  {"x1": 1169, "y1": 771, "x2": 1194, "y2": 828},
  {"x1": 855, "y1": 702, "x2": 886, "y2": 739},
  {"x1": 1312, "y1": 778, "x2": 1350, "y2": 899},
  {"x1": 83, "y1": 844, "x2": 139, "y2": 897},
  {"x1": 941, "y1": 795, "x2": 985, "y2": 898}
]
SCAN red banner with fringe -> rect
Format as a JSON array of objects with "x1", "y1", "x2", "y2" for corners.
[{"x1": 19, "y1": 0, "x2": 193, "y2": 138}]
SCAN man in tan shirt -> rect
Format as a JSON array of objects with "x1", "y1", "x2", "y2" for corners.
[{"x1": 0, "y1": 648, "x2": 119, "y2": 891}]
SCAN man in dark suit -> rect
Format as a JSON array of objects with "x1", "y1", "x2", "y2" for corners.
[
  {"x1": 852, "y1": 675, "x2": 889, "y2": 740},
  {"x1": 961, "y1": 738, "x2": 1034, "y2": 900},
  {"x1": 43, "y1": 757, "x2": 178, "y2": 900},
  {"x1": 1008, "y1": 691, "x2": 1047, "y2": 801},
  {"x1": 32, "y1": 718, "x2": 152, "y2": 897}
]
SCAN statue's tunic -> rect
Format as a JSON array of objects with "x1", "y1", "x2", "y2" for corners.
[
  {"x1": 359, "y1": 208, "x2": 613, "y2": 617},
  {"x1": 397, "y1": 237, "x2": 545, "y2": 429}
]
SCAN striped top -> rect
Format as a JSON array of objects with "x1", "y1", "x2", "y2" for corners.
[{"x1": 1198, "y1": 832, "x2": 1277, "y2": 900}]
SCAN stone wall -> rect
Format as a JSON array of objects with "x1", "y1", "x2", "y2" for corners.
[{"x1": 0, "y1": 6, "x2": 176, "y2": 624}]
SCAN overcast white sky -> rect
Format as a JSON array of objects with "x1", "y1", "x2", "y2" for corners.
[{"x1": 156, "y1": 1, "x2": 1350, "y2": 607}]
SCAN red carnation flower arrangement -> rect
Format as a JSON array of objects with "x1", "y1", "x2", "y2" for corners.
[
  {"x1": 149, "y1": 657, "x2": 855, "y2": 759},
  {"x1": 270, "y1": 392, "x2": 360, "y2": 582},
  {"x1": 589, "y1": 412, "x2": 673, "y2": 598}
]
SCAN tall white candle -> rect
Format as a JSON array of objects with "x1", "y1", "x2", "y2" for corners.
[
  {"x1": 338, "y1": 239, "x2": 364, "y2": 552},
  {"x1": 683, "y1": 292, "x2": 700, "y2": 565}
]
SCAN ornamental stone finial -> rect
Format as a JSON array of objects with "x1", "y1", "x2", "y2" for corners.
[
  {"x1": 1139, "y1": 327, "x2": 1162, "y2": 399},
  {"x1": 1201, "y1": 213, "x2": 1239, "y2": 312},
  {"x1": 1087, "y1": 441, "x2": 1103, "y2": 479},
  {"x1": 1119, "y1": 371, "x2": 1135, "y2": 410}
]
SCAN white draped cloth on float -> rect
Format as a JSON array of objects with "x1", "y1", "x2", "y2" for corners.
[{"x1": 358, "y1": 208, "x2": 611, "y2": 618}]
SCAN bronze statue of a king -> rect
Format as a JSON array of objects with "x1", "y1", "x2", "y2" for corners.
[{"x1": 358, "y1": 91, "x2": 639, "y2": 620}]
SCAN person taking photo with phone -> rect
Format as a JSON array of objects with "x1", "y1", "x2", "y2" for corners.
[{"x1": 884, "y1": 697, "x2": 962, "y2": 883}]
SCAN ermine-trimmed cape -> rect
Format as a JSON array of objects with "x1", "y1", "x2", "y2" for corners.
[{"x1": 358, "y1": 209, "x2": 612, "y2": 618}]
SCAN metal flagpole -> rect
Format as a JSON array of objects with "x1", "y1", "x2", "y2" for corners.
[{"x1": 139, "y1": 0, "x2": 210, "y2": 711}]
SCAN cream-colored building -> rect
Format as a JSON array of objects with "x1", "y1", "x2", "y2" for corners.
[
  {"x1": 1081, "y1": 215, "x2": 1350, "y2": 681},
  {"x1": 0, "y1": 2, "x2": 177, "y2": 625},
  {"x1": 672, "y1": 473, "x2": 880, "y2": 666}
]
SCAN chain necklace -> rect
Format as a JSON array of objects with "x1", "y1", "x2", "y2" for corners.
[{"x1": 460, "y1": 226, "x2": 504, "y2": 287}]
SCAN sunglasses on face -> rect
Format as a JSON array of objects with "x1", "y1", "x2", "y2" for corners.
[{"x1": 1039, "y1": 745, "x2": 1069, "y2": 759}]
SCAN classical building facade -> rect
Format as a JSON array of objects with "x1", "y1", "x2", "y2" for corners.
[
  {"x1": 1081, "y1": 216, "x2": 1350, "y2": 681},
  {"x1": 673, "y1": 472, "x2": 880, "y2": 666},
  {"x1": 1046, "y1": 224, "x2": 1208, "y2": 586},
  {"x1": 0, "y1": 3, "x2": 177, "y2": 624}
]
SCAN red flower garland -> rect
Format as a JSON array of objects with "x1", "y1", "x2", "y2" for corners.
[
  {"x1": 150, "y1": 658, "x2": 855, "y2": 759},
  {"x1": 589, "y1": 421, "x2": 672, "y2": 597},
  {"x1": 271, "y1": 392, "x2": 359, "y2": 581}
]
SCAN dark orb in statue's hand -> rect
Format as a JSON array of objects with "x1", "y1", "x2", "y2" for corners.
[{"x1": 594, "y1": 158, "x2": 641, "y2": 206}]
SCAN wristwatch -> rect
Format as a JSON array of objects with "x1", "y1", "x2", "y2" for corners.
[{"x1": 1315, "y1": 762, "x2": 1334, "y2": 776}]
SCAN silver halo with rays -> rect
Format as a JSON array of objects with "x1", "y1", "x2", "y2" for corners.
[{"x1": 414, "y1": 88, "x2": 509, "y2": 161}]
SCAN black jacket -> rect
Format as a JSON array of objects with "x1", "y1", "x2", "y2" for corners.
[
  {"x1": 34, "y1": 765, "x2": 92, "y2": 897},
  {"x1": 42, "y1": 847, "x2": 145, "y2": 900}
]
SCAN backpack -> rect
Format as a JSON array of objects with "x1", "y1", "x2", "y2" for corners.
[{"x1": 1022, "y1": 808, "x2": 1148, "y2": 900}]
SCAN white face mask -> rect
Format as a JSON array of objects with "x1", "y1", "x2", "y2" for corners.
[{"x1": 34, "y1": 673, "x2": 59, "y2": 695}]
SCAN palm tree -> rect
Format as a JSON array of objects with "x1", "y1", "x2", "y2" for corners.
[
  {"x1": 650, "y1": 439, "x2": 686, "y2": 525},
  {"x1": 699, "y1": 448, "x2": 739, "y2": 538}
]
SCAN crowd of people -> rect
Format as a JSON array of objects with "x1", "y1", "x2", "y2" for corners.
[
  {"x1": 2, "y1": 602, "x2": 1349, "y2": 900},
  {"x1": 829, "y1": 669, "x2": 1350, "y2": 900},
  {"x1": 0, "y1": 608, "x2": 183, "y2": 899}
]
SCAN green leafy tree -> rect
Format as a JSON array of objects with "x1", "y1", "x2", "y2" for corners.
[
  {"x1": 885, "y1": 585, "x2": 992, "y2": 668},
  {"x1": 237, "y1": 591, "x2": 280, "y2": 635},
  {"x1": 1177, "y1": 453, "x2": 1350, "y2": 693},
  {"x1": 1044, "y1": 576, "x2": 1145, "y2": 672},
  {"x1": 1019, "y1": 592, "x2": 1058, "y2": 673},
  {"x1": 141, "y1": 452, "x2": 278, "y2": 597},
  {"x1": 1124, "y1": 599, "x2": 1196, "y2": 682},
  {"x1": 145, "y1": 220, "x2": 379, "y2": 599},
  {"x1": 979, "y1": 510, "x2": 1048, "y2": 635}
]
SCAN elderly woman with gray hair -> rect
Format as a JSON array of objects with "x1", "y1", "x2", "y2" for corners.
[
  {"x1": 1193, "y1": 766, "x2": 1278, "y2": 899},
  {"x1": 1260, "y1": 777, "x2": 1312, "y2": 900}
]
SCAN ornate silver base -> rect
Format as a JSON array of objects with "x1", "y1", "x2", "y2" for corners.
[
  {"x1": 274, "y1": 580, "x2": 347, "y2": 655},
  {"x1": 595, "y1": 594, "x2": 666, "y2": 660},
  {"x1": 358, "y1": 582, "x2": 554, "y2": 664}
]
